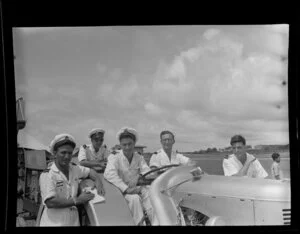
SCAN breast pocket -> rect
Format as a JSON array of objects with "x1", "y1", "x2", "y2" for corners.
[{"x1": 55, "y1": 181, "x2": 67, "y2": 197}]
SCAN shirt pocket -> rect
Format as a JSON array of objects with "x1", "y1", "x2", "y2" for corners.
[
  {"x1": 55, "y1": 180, "x2": 67, "y2": 198},
  {"x1": 71, "y1": 178, "x2": 80, "y2": 198}
]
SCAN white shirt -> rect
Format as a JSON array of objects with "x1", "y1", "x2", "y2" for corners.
[
  {"x1": 149, "y1": 149, "x2": 190, "y2": 168},
  {"x1": 78, "y1": 144, "x2": 110, "y2": 162},
  {"x1": 104, "y1": 150, "x2": 150, "y2": 193},
  {"x1": 271, "y1": 161, "x2": 283, "y2": 179},
  {"x1": 39, "y1": 162, "x2": 90, "y2": 226},
  {"x1": 222, "y1": 153, "x2": 268, "y2": 178}
]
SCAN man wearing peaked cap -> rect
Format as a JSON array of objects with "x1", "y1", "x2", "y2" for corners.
[
  {"x1": 116, "y1": 126, "x2": 139, "y2": 143},
  {"x1": 49, "y1": 133, "x2": 75, "y2": 154},
  {"x1": 104, "y1": 127, "x2": 158, "y2": 225},
  {"x1": 39, "y1": 133, "x2": 105, "y2": 226},
  {"x1": 78, "y1": 128, "x2": 110, "y2": 173}
]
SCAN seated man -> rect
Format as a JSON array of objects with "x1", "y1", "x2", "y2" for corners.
[
  {"x1": 222, "y1": 135, "x2": 268, "y2": 178},
  {"x1": 104, "y1": 127, "x2": 157, "y2": 225},
  {"x1": 149, "y1": 130, "x2": 196, "y2": 170},
  {"x1": 78, "y1": 128, "x2": 110, "y2": 173},
  {"x1": 39, "y1": 133, "x2": 105, "y2": 226}
]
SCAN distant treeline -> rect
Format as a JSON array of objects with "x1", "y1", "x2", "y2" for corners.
[
  {"x1": 144, "y1": 144, "x2": 289, "y2": 156},
  {"x1": 184, "y1": 144, "x2": 289, "y2": 155}
]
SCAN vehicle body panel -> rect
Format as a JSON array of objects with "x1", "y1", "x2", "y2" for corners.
[
  {"x1": 82, "y1": 174, "x2": 135, "y2": 226},
  {"x1": 150, "y1": 166, "x2": 291, "y2": 226}
]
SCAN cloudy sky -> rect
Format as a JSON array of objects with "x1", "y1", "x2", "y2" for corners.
[{"x1": 13, "y1": 25, "x2": 289, "y2": 153}]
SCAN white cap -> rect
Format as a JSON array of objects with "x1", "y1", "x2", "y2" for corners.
[
  {"x1": 49, "y1": 133, "x2": 76, "y2": 154},
  {"x1": 116, "y1": 127, "x2": 138, "y2": 142},
  {"x1": 89, "y1": 128, "x2": 105, "y2": 138}
]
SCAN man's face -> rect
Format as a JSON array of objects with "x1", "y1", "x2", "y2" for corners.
[
  {"x1": 231, "y1": 141, "x2": 246, "y2": 158},
  {"x1": 54, "y1": 144, "x2": 74, "y2": 168},
  {"x1": 275, "y1": 156, "x2": 281, "y2": 163},
  {"x1": 161, "y1": 133, "x2": 175, "y2": 151},
  {"x1": 120, "y1": 137, "x2": 135, "y2": 156},
  {"x1": 91, "y1": 134, "x2": 104, "y2": 150}
]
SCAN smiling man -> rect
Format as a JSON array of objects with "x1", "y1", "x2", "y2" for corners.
[
  {"x1": 149, "y1": 130, "x2": 196, "y2": 169},
  {"x1": 222, "y1": 135, "x2": 268, "y2": 178},
  {"x1": 39, "y1": 133, "x2": 105, "y2": 226}
]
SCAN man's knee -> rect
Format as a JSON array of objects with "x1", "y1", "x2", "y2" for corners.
[{"x1": 125, "y1": 194, "x2": 142, "y2": 203}]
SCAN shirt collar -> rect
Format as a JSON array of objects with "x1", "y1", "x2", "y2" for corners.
[{"x1": 50, "y1": 161, "x2": 73, "y2": 173}]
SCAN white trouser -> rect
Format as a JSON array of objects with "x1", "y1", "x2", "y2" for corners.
[
  {"x1": 125, "y1": 186, "x2": 158, "y2": 225},
  {"x1": 40, "y1": 206, "x2": 79, "y2": 226}
]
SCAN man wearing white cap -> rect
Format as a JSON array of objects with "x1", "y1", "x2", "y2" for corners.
[
  {"x1": 150, "y1": 130, "x2": 196, "y2": 169},
  {"x1": 78, "y1": 128, "x2": 110, "y2": 173},
  {"x1": 39, "y1": 133, "x2": 105, "y2": 226},
  {"x1": 104, "y1": 127, "x2": 157, "y2": 225}
]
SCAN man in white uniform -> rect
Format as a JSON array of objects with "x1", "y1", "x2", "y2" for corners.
[
  {"x1": 78, "y1": 128, "x2": 110, "y2": 173},
  {"x1": 39, "y1": 134, "x2": 105, "y2": 226},
  {"x1": 222, "y1": 135, "x2": 268, "y2": 178},
  {"x1": 149, "y1": 130, "x2": 196, "y2": 169},
  {"x1": 104, "y1": 127, "x2": 157, "y2": 225}
]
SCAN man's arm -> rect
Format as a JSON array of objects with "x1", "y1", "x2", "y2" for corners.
[
  {"x1": 103, "y1": 156, "x2": 129, "y2": 193},
  {"x1": 223, "y1": 157, "x2": 255, "y2": 177},
  {"x1": 232, "y1": 158, "x2": 256, "y2": 177},
  {"x1": 88, "y1": 168, "x2": 105, "y2": 195},
  {"x1": 40, "y1": 172, "x2": 94, "y2": 208},
  {"x1": 78, "y1": 146, "x2": 105, "y2": 170},
  {"x1": 149, "y1": 153, "x2": 160, "y2": 169},
  {"x1": 253, "y1": 160, "x2": 268, "y2": 178},
  {"x1": 80, "y1": 160, "x2": 105, "y2": 169},
  {"x1": 45, "y1": 193, "x2": 95, "y2": 208},
  {"x1": 179, "y1": 154, "x2": 196, "y2": 166}
]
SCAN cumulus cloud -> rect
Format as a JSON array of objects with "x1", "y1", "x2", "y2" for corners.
[
  {"x1": 148, "y1": 26, "x2": 289, "y2": 150},
  {"x1": 203, "y1": 28, "x2": 221, "y2": 40},
  {"x1": 144, "y1": 102, "x2": 164, "y2": 116},
  {"x1": 15, "y1": 26, "x2": 289, "y2": 152}
]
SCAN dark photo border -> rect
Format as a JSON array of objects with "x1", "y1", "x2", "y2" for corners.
[{"x1": 1, "y1": 2, "x2": 299, "y2": 233}]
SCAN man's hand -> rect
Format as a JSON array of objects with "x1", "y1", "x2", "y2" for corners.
[
  {"x1": 95, "y1": 179, "x2": 105, "y2": 196},
  {"x1": 98, "y1": 161, "x2": 107, "y2": 168},
  {"x1": 76, "y1": 191, "x2": 95, "y2": 205},
  {"x1": 124, "y1": 186, "x2": 142, "y2": 195}
]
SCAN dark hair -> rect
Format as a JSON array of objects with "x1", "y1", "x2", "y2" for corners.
[
  {"x1": 271, "y1": 152, "x2": 280, "y2": 160},
  {"x1": 53, "y1": 139, "x2": 76, "y2": 153},
  {"x1": 230, "y1": 135, "x2": 246, "y2": 146},
  {"x1": 119, "y1": 131, "x2": 136, "y2": 142},
  {"x1": 160, "y1": 130, "x2": 175, "y2": 140}
]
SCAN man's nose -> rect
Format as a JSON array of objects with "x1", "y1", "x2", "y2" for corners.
[{"x1": 64, "y1": 153, "x2": 72, "y2": 158}]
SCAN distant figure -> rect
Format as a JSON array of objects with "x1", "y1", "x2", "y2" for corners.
[
  {"x1": 223, "y1": 135, "x2": 268, "y2": 178},
  {"x1": 149, "y1": 130, "x2": 196, "y2": 169},
  {"x1": 78, "y1": 128, "x2": 110, "y2": 173},
  {"x1": 271, "y1": 152, "x2": 283, "y2": 180}
]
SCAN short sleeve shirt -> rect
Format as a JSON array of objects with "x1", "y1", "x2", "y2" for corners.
[
  {"x1": 271, "y1": 161, "x2": 283, "y2": 179},
  {"x1": 149, "y1": 149, "x2": 190, "y2": 168},
  {"x1": 78, "y1": 144, "x2": 110, "y2": 162},
  {"x1": 39, "y1": 163, "x2": 90, "y2": 226},
  {"x1": 222, "y1": 153, "x2": 268, "y2": 178}
]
